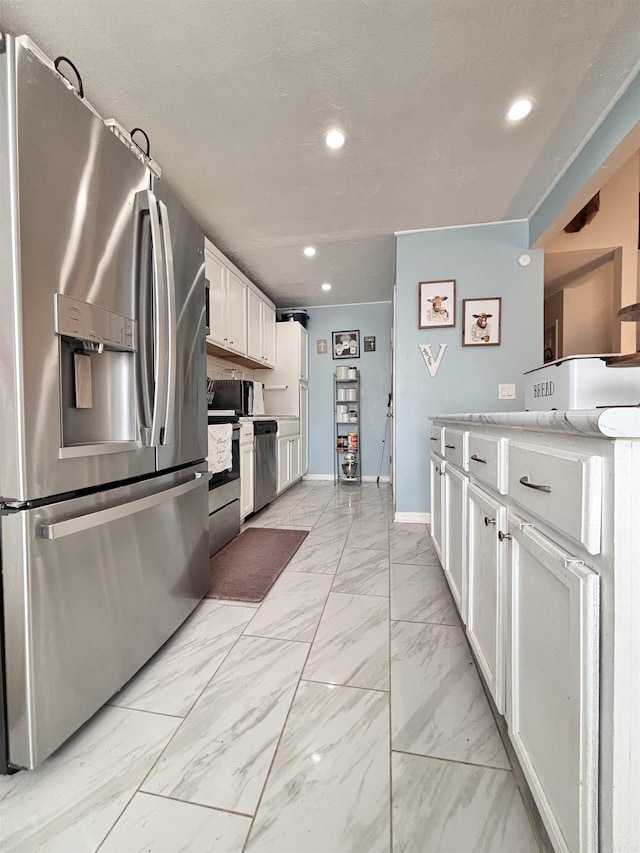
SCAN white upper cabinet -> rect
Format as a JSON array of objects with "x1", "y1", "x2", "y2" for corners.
[
  {"x1": 226, "y1": 269, "x2": 247, "y2": 355},
  {"x1": 206, "y1": 251, "x2": 227, "y2": 347},
  {"x1": 247, "y1": 288, "x2": 276, "y2": 368},
  {"x1": 204, "y1": 238, "x2": 275, "y2": 367}
]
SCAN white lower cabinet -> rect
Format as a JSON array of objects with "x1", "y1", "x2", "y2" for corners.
[
  {"x1": 466, "y1": 482, "x2": 507, "y2": 713},
  {"x1": 239, "y1": 429, "x2": 254, "y2": 520},
  {"x1": 277, "y1": 435, "x2": 301, "y2": 494},
  {"x1": 443, "y1": 463, "x2": 467, "y2": 619},
  {"x1": 429, "y1": 453, "x2": 445, "y2": 562},
  {"x1": 507, "y1": 517, "x2": 599, "y2": 853}
]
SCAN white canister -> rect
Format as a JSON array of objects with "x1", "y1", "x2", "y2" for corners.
[
  {"x1": 340, "y1": 413, "x2": 350, "y2": 423},
  {"x1": 336, "y1": 366, "x2": 349, "y2": 380},
  {"x1": 346, "y1": 388, "x2": 357, "y2": 401},
  {"x1": 337, "y1": 388, "x2": 347, "y2": 401},
  {"x1": 347, "y1": 367, "x2": 358, "y2": 380}
]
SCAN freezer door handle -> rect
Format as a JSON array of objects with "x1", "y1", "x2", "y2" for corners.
[
  {"x1": 158, "y1": 199, "x2": 177, "y2": 446},
  {"x1": 40, "y1": 472, "x2": 208, "y2": 540}
]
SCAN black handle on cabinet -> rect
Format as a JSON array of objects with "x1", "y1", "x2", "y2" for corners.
[
  {"x1": 54, "y1": 55, "x2": 84, "y2": 98},
  {"x1": 471, "y1": 454, "x2": 487, "y2": 464},
  {"x1": 204, "y1": 279, "x2": 210, "y2": 335},
  {"x1": 498, "y1": 530, "x2": 512, "y2": 542},
  {"x1": 445, "y1": 444, "x2": 456, "y2": 449},
  {"x1": 484, "y1": 516, "x2": 496, "y2": 526},
  {"x1": 430, "y1": 437, "x2": 438, "y2": 441},
  {"x1": 519, "y1": 475, "x2": 551, "y2": 493}
]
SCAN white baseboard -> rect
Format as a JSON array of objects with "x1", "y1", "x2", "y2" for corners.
[
  {"x1": 394, "y1": 511, "x2": 430, "y2": 524},
  {"x1": 303, "y1": 474, "x2": 391, "y2": 483}
]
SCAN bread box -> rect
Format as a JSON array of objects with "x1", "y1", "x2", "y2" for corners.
[{"x1": 524, "y1": 355, "x2": 640, "y2": 410}]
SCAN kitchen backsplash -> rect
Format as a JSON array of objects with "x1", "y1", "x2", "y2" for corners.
[{"x1": 206, "y1": 354, "x2": 255, "y2": 381}]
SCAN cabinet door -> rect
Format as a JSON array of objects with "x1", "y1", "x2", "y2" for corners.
[
  {"x1": 205, "y1": 251, "x2": 227, "y2": 346},
  {"x1": 429, "y1": 454, "x2": 444, "y2": 562},
  {"x1": 262, "y1": 302, "x2": 276, "y2": 367},
  {"x1": 299, "y1": 327, "x2": 309, "y2": 381},
  {"x1": 226, "y1": 270, "x2": 247, "y2": 355},
  {"x1": 299, "y1": 384, "x2": 309, "y2": 474},
  {"x1": 289, "y1": 436, "x2": 301, "y2": 483},
  {"x1": 246, "y1": 289, "x2": 262, "y2": 362},
  {"x1": 466, "y1": 483, "x2": 507, "y2": 713},
  {"x1": 508, "y1": 520, "x2": 599, "y2": 853},
  {"x1": 443, "y1": 465, "x2": 467, "y2": 620},
  {"x1": 277, "y1": 437, "x2": 290, "y2": 494},
  {"x1": 240, "y1": 444, "x2": 254, "y2": 519}
]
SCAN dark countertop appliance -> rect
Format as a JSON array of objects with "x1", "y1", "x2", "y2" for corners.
[{"x1": 208, "y1": 379, "x2": 253, "y2": 416}]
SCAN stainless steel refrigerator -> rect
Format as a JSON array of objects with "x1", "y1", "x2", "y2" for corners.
[{"x1": 0, "y1": 35, "x2": 209, "y2": 772}]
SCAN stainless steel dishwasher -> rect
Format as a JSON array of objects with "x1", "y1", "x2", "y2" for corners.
[{"x1": 253, "y1": 420, "x2": 278, "y2": 513}]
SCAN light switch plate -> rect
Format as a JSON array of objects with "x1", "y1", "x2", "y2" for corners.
[{"x1": 498, "y1": 383, "x2": 516, "y2": 400}]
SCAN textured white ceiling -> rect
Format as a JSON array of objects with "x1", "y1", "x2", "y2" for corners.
[{"x1": 1, "y1": 0, "x2": 639, "y2": 307}]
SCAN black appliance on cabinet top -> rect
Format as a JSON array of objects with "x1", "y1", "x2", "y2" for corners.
[{"x1": 208, "y1": 380, "x2": 253, "y2": 416}]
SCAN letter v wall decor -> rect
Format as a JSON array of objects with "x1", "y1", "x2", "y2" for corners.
[{"x1": 419, "y1": 344, "x2": 447, "y2": 377}]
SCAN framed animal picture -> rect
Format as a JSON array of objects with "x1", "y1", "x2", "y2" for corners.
[
  {"x1": 419, "y1": 280, "x2": 456, "y2": 329},
  {"x1": 462, "y1": 297, "x2": 502, "y2": 346}
]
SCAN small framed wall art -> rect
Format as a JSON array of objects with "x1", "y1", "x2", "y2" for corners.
[
  {"x1": 462, "y1": 297, "x2": 502, "y2": 346},
  {"x1": 419, "y1": 279, "x2": 456, "y2": 328},
  {"x1": 332, "y1": 330, "x2": 360, "y2": 359}
]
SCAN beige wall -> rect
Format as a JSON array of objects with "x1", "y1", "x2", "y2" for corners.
[
  {"x1": 562, "y1": 262, "x2": 615, "y2": 356},
  {"x1": 546, "y1": 151, "x2": 639, "y2": 352}
]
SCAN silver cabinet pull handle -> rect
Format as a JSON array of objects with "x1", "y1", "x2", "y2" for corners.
[
  {"x1": 430, "y1": 437, "x2": 438, "y2": 441},
  {"x1": 471, "y1": 454, "x2": 487, "y2": 464},
  {"x1": 484, "y1": 516, "x2": 496, "y2": 526},
  {"x1": 498, "y1": 530, "x2": 512, "y2": 541},
  {"x1": 445, "y1": 444, "x2": 456, "y2": 449},
  {"x1": 519, "y1": 475, "x2": 551, "y2": 493}
]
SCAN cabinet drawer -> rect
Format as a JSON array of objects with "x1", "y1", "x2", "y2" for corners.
[
  {"x1": 508, "y1": 442, "x2": 602, "y2": 555},
  {"x1": 429, "y1": 425, "x2": 442, "y2": 454},
  {"x1": 443, "y1": 428, "x2": 468, "y2": 471},
  {"x1": 468, "y1": 434, "x2": 508, "y2": 494}
]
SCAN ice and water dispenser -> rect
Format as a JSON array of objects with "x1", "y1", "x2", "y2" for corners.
[{"x1": 54, "y1": 293, "x2": 139, "y2": 453}]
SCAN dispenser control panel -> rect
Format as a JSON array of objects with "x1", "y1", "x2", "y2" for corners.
[{"x1": 54, "y1": 293, "x2": 136, "y2": 351}]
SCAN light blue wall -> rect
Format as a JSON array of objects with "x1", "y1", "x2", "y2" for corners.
[
  {"x1": 530, "y1": 70, "x2": 640, "y2": 246},
  {"x1": 394, "y1": 221, "x2": 543, "y2": 514},
  {"x1": 306, "y1": 303, "x2": 392, "y2": 478}
]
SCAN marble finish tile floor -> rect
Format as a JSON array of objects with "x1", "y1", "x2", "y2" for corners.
[{"x1": 2, "y1": 482, "x2": 540, "y2": 852}]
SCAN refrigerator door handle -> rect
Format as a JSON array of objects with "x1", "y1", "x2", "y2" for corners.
[
  {"x1": 40, "y1": 472, "x2": 208, "y2": 540},
  {"x1": 136, "y1": 189, "x2": 168, "y2": 447},
  {"x1": 158, "y1": 199, "x2": 177, "y2": 446}
]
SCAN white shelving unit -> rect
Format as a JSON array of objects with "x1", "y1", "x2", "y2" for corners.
[{"x1": 334, "y1": 368, "x2": 361, "y2": 485}]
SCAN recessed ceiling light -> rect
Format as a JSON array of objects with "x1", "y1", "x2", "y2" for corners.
[
  {"x1": 507, "y1": 99, "x2": 533, "y2": 122},
  {"x1": 321, "y1": 283, "x2": 332, "y2": 291},
  {"x1": 303, "y1": 246, "x2": 316, "y2": 257},
  {"x1": 324, "y1": 129, "x2": 345, "y2": 150}
]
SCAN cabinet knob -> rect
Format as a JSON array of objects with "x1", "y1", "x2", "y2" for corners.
[
  {"x1": 498, "y1": 530, "x2": 512, "y2": 542},
  {"x1": 483, "y1": 516, "x2": 496, "y2": 526}
]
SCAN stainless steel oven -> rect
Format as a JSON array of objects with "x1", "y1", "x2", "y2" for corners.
[{"x1": 208, "y1": 414, "x2": 241, "y2": 557}]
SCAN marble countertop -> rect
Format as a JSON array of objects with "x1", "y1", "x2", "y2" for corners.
[
  {"x1": 239, "y1": 415, "x2": 299, "y2": 421},
  {"x1": 430, "y1": 408, "x2": 640, "y2": 438}
]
